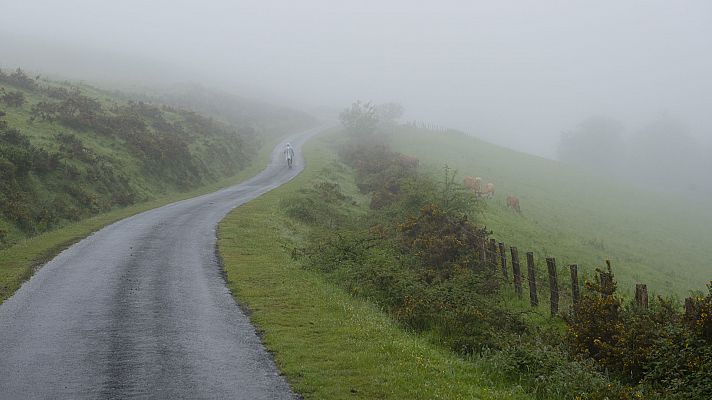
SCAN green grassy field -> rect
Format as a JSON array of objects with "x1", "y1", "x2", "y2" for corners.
[
  {"x1": 388, "y1": 126, "x2": 712, "y2": 297},
  {"x1": 218, "y1": 134, "x2": 534, "y2": 399}
]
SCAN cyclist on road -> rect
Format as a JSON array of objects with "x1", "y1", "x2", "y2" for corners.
[{"x1": 284, "y1": 143, "x2": 295, "y2": 168}]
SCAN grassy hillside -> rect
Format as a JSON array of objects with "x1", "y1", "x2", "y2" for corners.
[
  {"x1": 0, "y1": 67, "x2": 311, "y2": 247},
  {"x1": 387, "y1": 126, "x2": 712, "y2": 296},
  {"x1": 0, "y1": 67, "x2": 314, "y2": 302}
]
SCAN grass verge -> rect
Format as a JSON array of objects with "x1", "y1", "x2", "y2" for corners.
[
  {"x1": 0, "y1": 131, "x2": 283, "y2": 303},
  {"x1": 218, "y1": 134, "x2": 531, "y2": 399}
]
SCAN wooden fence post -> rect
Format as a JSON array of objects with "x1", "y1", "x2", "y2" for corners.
[
  {"x1": 570, "y1": 264, "x2": 580, "y2": 305},
  {"x1": 498, "y1": 242, "x2": 508, "y2": 279},
  {"x1": 489, "y1": 239, "x2": 498, "y2": 270},
  {"x1": 546, "y1": 257, "x2": 559, "y2": 317},
  {"x1": 526, "y1": 252, "x2": 538, "y2": 307},
  {"x1": 510, "y1": 247, "x2": 523, "y2": 299},
  {"x1": 635, "y1": 284, "x2": 649, "y2": 310}
]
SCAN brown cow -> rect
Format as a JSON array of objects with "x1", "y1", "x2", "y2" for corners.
[
  {"x1": 482, "y1": 182, "x2": 495, "y2": 199},
  {"x1": 506, "y1": 195, "x2": 521, "y2": 213},
  {"x1": 463, "y1": 176, "x2": 482, "y2": 193}
]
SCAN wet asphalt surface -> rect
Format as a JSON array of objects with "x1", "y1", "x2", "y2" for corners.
[{"x1": 0, "y1": 127, "x2": 322, "y2": 399}]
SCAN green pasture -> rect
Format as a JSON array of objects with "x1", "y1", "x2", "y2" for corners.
[{"x1": 388, "y1": 126, "x2": 712, "y2": 297}]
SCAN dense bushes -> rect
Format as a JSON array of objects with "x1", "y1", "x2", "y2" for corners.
[
  {"x1": 565, "y1": 270, "x2": 712, "y2": 398},
  {"x1": 398, "y1": 203, "x2": 490, "y2": 282},
  {"x1": 0, "y1": 68, "x2": 38, "y2": 91},
  {"x1": 0, "y1": 88, "x2": 25, "y2": 107},
  {"x1": 287, "y1": 139, "x2": 531, "y2": 354},
  {"x1": 0, "y1": 116, "x2": 134, "y2": 234},
  {"x1": 30, "y1": 88, "x2": 103, "y2": 130}
]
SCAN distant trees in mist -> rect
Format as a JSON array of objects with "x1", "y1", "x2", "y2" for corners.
[
  {"x1": 558, "y1": 115, "x2": 710, "y2": 196},
  {"x1": 558, "y1": 116, "x2": 626, "y2": 176},
  {"x1": 339, "y1": 101, "x2": 378, "y2": 137},
  {"x1": 339, "y1": 100, "x2": 404, "y2": 138},
  {"x1": 376, "y1": 102, "x2": 403, "y2": 125}
]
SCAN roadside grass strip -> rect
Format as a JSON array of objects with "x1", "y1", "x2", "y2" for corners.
[
  {"x1": 218, "y1": 136, "x2": 531, "y2": 399},
  {"x1": 0, "y1": 133, "x2": 281, "y2": 303}
]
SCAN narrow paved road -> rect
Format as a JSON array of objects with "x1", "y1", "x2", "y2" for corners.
[{"x1": 0, "y1": 127, "x2": 322, "y2": 399}]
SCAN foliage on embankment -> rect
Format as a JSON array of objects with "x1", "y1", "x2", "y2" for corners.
[
  {"x1": 280, "y1": 124, "x2": 711, "y2": 398},
  {"x1": 219, "y1": 134, "x2": 534, "y2": 399}
]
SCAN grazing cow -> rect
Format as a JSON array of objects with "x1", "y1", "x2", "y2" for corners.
[
  {"x1": 463, "y1": 176, "x2": 482, "y2": 193},
  {"x1": 482, "y1": 182, "x2": 495, "y2": 199},
  {"x1": 506, "y1": 195, "x2": 521, "y2": 213}
]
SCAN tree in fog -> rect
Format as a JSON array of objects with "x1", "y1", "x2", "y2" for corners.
[
  {"x1": 374, "y1": 102, "x2": 403, "y2": 134},
  {"x1": 339, "y1": 101, "x2": 378, "y2": 137},
  {"x1": 628, "y1": 115, "x2": 703, "y2": 193},
  {"x1": 376, "y1": 103, "x2": 403, "y2": 124},
  {"x1": 558, "y1": 116, "x2": 626, "y2": 175}
]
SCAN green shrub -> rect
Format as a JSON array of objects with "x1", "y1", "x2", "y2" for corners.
[
  {"x1": 565, "y1": 268, "x2": 712, "y2": 398},
  {"x1": 280, "y1": 180, "x2": 350, "y2": 228},
  {"x1": 291, "y1": 143, "x2": 520, "y2": 354},
  {"x1": 482, "y1": 339, "x2": 655, "y2": 400},
  {"x1": 0, "y1": 89, "x2": 25, "y2": 107},
  {"x1": 0, "y1": 68, "x2": 38, "y2": 91},
  {"x1": 398, "y1": 203, "x2": 490, "y2": 282}
]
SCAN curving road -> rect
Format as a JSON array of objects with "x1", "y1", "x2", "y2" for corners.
[{"x1": 0, "y1": 127, "x2": 322, "y2": 399}]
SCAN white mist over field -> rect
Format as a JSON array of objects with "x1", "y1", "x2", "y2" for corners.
[{"x1": 2, "y1": 1, "x2": 711, "y2": 162}]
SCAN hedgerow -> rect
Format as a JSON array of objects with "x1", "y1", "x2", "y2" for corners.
[{"x1": 566, "y1": 270, "x2": 712, "y2": 398}]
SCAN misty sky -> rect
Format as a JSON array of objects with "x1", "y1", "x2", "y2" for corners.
[{"x1": 2, "y1": 0, "x2": 711, "y2": 157}]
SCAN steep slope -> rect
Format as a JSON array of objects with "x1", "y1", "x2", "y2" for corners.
[{"x1": 388, "y1": 126, "x2": 712, "y2": 296}]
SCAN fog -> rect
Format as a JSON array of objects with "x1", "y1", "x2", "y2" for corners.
[{"x1": 2, "y1": 0, "x2": 711, "y2": 160}]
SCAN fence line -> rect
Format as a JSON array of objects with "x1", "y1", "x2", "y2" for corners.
[
  {"x1": 473, "y1": 234, "x2": 700, "y2": 318},
  {"x1": 510, "y1": 247, "x2": 523, "y2": 299}
]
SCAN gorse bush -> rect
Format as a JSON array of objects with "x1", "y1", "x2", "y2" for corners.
[
  {"x1": 0, "y1": 116, "x2": 134, "y2": 234},
  {"x1": 566, "y1": 269, "x2": 712, "y2": 398},
  {"x1": 640, "y1": 285, "x2": 712, "y2": 399},
  {"x1": 398, "y1": 203, "x2": 490, "y2": 282},
  {"x1": 30, "y1": 88, "x2": 103, "y2": 130}
]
